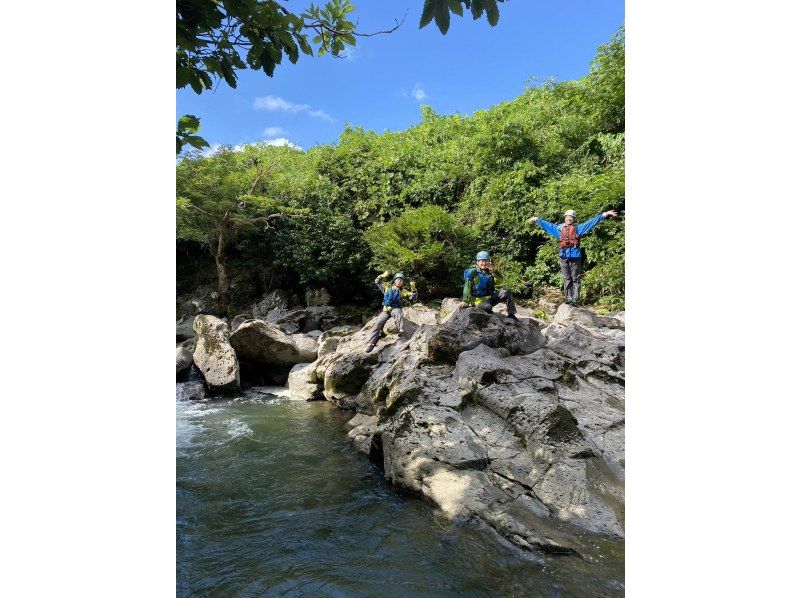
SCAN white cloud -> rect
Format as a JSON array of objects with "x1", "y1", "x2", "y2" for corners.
[
  {"x1": 341, "y1": 46, "x2": 359, "y2": 62},
  {"x1": 253, "y1": 95, "x2": 335, "y2": 122},
  {"x1": 263, "y1": 137, "x2": 302, "y2": 150},
  {"x1": 199, "y1": 137, "x2": 302, "y2": 156},
  {"x1": 411, "y1": 84, "x2": 428, "y2": 102},
  {"x1": 262, "y1": 126, "x2": 288, "y2": 137},
  {"x1": 253, "y1": 96, "x2": 306, "y2": 112}
]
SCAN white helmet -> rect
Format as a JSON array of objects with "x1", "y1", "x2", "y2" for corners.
[{"x1": 564, "y1": 209, "x2": 576, "y2": 217}]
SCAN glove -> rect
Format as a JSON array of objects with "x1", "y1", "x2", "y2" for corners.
[{"x1": 380, "y1": 270, "x2": 390, "y2": 279}]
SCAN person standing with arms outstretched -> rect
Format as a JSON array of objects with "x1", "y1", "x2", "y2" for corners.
[{"x1": 526, "y1": 209, "x2": 618, "y2": 306}]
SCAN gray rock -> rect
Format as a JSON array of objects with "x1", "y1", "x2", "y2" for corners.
[
  {"x1": 192, "y1": 315, "x2": 240, "y2": 394},
  {"x1": 306, "y1": 329, "x2": 324, "y2": 339},
  {"x1": 422, "y1": 307, "x2": 546, "y2": 364},
  {"x1": 230, "y1": 314, "x2": 254, "y2": 333},
  {"x1": 176, "y1": 315, "x2": 196, "y2": 342},
  {"x1": 287, "y1": 362, "x2": 323, "y2": 401},
  {"x1": 252, "y1": 289, "x2": 290, "y2": 318},
  {"x1": 346, "y1": 414, "x2": 378, "y2": 454},
  {"x1": 553, "y1": 303, "x2": 625, "y2": 330},
  {"x1": 230, "y1": 320, "x2": 318, "y2": 367},
  {"x1": 303, "y1": 305, "x2": 338, "y2": 332},
  {"x1": 439, "y1": 297, "x2": 462, "y2": 322},
  {"x1": 178, "y1": 285, "x2": 225, "y2": 316},
  {"x1": 308, "y1": 301, "x2": 626, "y2": 554},
  {"x1": 404, "y1": 304, "x2": 439, "y2": 326},
  {"x1": 305, "y1": 288, "x2": 332, "y2": 307},
  {"x1": 264, "y1": 307, "x2": 307, "y2": 334},
  {"x1": 176, "y1": 340, "x2": 194, "y2": 376},
  {"x1": 317, "y1": 325, "x2": 359, "y2": 357}
]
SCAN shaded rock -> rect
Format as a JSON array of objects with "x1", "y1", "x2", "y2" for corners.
[
  {"x1": 231, "y1": 314, "x2": 254, "y2": 333},
  {"x1": 176, "y1": 315, "x2": 196, "y2": 342},
  {"x1": 346, "y1": 413, "x2": 378, "y2": 455},
  {"x1": 179, "y1": 285, "x2": 225, "y2": 317},
  {"x1": 305, "y1": 288, "x2": 332, "y2": 307},
  {"x1": 176, "y1": 340, "x2": 194, "y2": 377},
  {"x1": 265, "y1": 307, "x2": 307, "y2": 334},
  {"x1": 192, "y1": 315, "x2": 240, "y2": 394},
  {"x1": 323, "y1": 351, "x2": 380, "y2": 408},
  {"x1": 230, "y1": 320, "x2": 318, "y2": 367},
  {"x1": 303, "y1": 305, "x2": 338, "y2": 332},
  {"x1": 251, "y1": 289, "x2": 290, "y2": 318}
]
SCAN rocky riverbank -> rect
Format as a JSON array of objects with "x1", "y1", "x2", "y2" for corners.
[{"x1": 177, "y1": 291, "x2": 625, "y2": 558}]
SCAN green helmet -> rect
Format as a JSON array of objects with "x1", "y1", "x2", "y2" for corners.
[
  {"x1": 393, "y1": 272, "x2": 405, "y2": 281},
  {"x1": 476, "y1": 251, "x2": 491, "y2": 261}
]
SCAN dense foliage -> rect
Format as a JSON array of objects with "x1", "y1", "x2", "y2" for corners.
[{"x1": 177, "y1": 28, "x2": 625, "y2": 311}]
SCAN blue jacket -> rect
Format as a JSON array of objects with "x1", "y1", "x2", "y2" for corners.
[
  {"x1": 536, "y1": 214, "x2": 606, "y2": 260},
  {"x1": 376, "y1": 277, "x2": 418, "y2": 309},
  {"x1": 383, "y1": 286, "x2": 417, "y2": 309}
]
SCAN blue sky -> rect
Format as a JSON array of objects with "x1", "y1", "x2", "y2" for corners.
[{"x1": 177, "y1": 1, "x2": 624, "y2": 153}]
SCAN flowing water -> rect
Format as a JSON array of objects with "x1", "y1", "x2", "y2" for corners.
[{"x1": 177, "y1": 382, "x2": 624, "y2": 596}]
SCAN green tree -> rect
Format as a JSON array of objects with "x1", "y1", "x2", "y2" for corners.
[
  {"x1": 364, "y1": 205, "x2": 476, "y2": 295},
  {"x1": 176, "y1": 145, "x2": 308, "y2": 307}
]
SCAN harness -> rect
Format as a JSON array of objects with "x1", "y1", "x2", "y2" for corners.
[
  {"x1": 559, "y1": 224, "x2": 580, "y2": 249},
  {"x1": 464, "y1": 267, "x2": 494, "y2": 303}
]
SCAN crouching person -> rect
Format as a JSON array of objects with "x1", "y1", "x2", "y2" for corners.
[
  {"x1": 366, "y1": 272, "x2": 418, "y2": 353},
  {"x1": 459, "y1": 251, "x2": 517, "y2": 320}
]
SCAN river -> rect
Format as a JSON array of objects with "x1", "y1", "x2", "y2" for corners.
[{"x1": 177, "y1": 383, "x2": 624, "y2": 596}]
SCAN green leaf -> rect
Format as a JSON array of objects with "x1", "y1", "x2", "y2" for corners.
[
  {"x1": 261, "y1": 48, "x2": 276, "y2": 76},
  {"x1": 185, "y1": 135, "x2": 210, "y2": 150},
  {"x1": 286, "y1": 40, "x2": 299, "y2": 64},
  {"x1": 178, "y1": 114, "x2": 201, "y2": 133},
  {"x1": 419, "y1": 0, "x2": 437, "y2": 29},
  {"x1": 485, "y1": 0, "x2": 500, "y2": 26},
  {"x1": 448, "y1": 0, "x2": 464, "y2": 17},
  {"x1": 298, "y1": 36, "x2": 313, "y2": 56},
  {"x1": 471, "y1": 0, "x2": 484, "y2": 19},
  {"x1": 434, "y1": 2, "x2": 451, "y2": 34}
]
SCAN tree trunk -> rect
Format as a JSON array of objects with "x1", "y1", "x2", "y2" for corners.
[{"x1": 215, "y1": 231, "x2": 230, "y2": 309}]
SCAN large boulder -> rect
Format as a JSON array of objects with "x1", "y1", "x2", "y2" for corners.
[
  {"x1": 423, "y1": 307, "x2": 546, "y2": 364},
  {"x1": 192, "y1": 315, "x2": 240, "y2": 394},
  {"x1": 230, "y1": 320, "x2": 318, "y2": 367},
  {"x1": 305, "y1": 288, "x2": 332, "y2": 307},
  {"x1": 309, "y1": 302, "x2": 625, "y2": 555}
]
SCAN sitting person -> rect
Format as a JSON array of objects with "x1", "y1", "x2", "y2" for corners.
[
  {"x1": 365, "y1": 272, "x2": 418, "y2": 353},
  {"x1": 459, "y1": 251, "x2": 517, "y2": 320}
]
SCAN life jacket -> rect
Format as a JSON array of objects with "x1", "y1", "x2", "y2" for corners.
[
  {"x1": 464, "y1": 267, "x2": 494, "y2": 297},
  {"x1": 558, "y1": 224, "x2": 580, "y2": 249}
]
